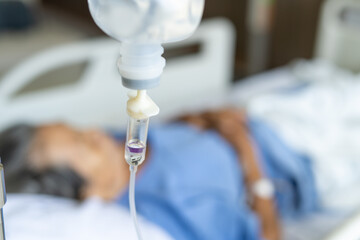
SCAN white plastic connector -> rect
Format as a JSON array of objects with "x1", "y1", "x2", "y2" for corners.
[{"x1": 127, "y1": 90, "x2": 160, "y2": 119}]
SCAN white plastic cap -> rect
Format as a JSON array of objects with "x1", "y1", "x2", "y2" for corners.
[{"x1": 118, "y1": 43, "x2": 166, "y2": 90}]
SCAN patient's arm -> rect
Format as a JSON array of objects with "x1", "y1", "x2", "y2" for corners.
[{"x1": 179, "y1": 109, "x2": 281, "y2": 240}]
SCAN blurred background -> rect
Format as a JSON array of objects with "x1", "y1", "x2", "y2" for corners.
[
  {"x1": 1, "y1": 0, "x2": 360, "y2": 240},
  {"x1": 0, "y1": 0, "x2": 325, "y2": 80}
]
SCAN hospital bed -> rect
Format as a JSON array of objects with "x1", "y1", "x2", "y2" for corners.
[
  {"x1": 1, "y1": 0, "x2": 360, "y2": 238},
  {"x1": 0, "y1": 18, "x2": 235, "y2": 131},
  {"x1": 234, "y1": 1, "x2": 360, "y2": 239},
  {"x1": 0, "y1": 17, "x2": 237, "y2": 240}
]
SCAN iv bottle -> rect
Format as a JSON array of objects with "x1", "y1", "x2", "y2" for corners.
[{"x1": 88, "y1": 0, "x2": 205, "y2": 89}]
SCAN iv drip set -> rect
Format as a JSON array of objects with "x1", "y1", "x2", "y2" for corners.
[{"x1": 88, "y1": 0, "x2": 205, "y2": 239}]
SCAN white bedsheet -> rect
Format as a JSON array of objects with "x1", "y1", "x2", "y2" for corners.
[
  {"x1": 4, "y1": 194, "x2": 173, "y2": 240},
  {"x1": 246, "y1": 60, "x2": 360, "y2": 209}
]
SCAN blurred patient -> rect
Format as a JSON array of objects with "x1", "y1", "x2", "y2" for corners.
[{"x1": 0, "y1": 109, "x2": 316, "y2": 240}]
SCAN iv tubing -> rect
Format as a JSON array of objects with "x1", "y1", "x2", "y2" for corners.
[{"x1": 129, "y1": 165, "x2": 143, "y2": 240}]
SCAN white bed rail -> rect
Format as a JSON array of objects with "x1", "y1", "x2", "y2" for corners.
[
  {"x1": 315, "y1": 0, "x2": 360, "y2": 72},
  {"x1": 0, "y1": 18, "x2": 235, "y2": 130}
]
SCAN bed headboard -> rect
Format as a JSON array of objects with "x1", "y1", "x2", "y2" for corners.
[
  {"x1": 315, "y1": 0, "x2": 360, "y2": 72},
  {"x1": 0, "y1": 18, "x2": 235, "y2": 131}
]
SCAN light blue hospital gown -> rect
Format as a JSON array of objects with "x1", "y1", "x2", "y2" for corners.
[
  {"x1": 115, "y1": 120, "x2": 318, "y2": 239},
  {"x1": 116, "y1": 123, "x2": 260, "y2": 240}
]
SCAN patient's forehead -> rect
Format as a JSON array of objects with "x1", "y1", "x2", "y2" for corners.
[
  {"x1": 30, "y1": 123, "x2": 79, "y2": 151},
  {"x1": 36, "y1": 123, "x2": 79, "y2": 139},
  {"x1": 37, "y1": 123, "x2": 76, "y2": 132}
]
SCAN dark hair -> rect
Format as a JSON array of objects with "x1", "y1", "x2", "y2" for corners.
[{"x1": 0, "y1": 124, "x2": 85, "y2": 200}]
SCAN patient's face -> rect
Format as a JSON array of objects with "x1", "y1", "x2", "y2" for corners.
[{"x1": 28, "y1": 124, "x2": 129, "y2": 200}]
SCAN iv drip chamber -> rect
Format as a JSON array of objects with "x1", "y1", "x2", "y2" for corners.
[
  {"x1": 125, "y1": 117, "x2": 149, "y2": 166},
  {"x1": 125, "y1": 90, "x2": 159, "y2": 166}
]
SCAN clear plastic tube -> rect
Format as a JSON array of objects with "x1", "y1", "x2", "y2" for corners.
[
  {"x1": 126, "y1": 116, "x2": 148, "y2": 239},
  {"x1": 129, "y1": 165, "x2": 143, "y2": 240}
]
